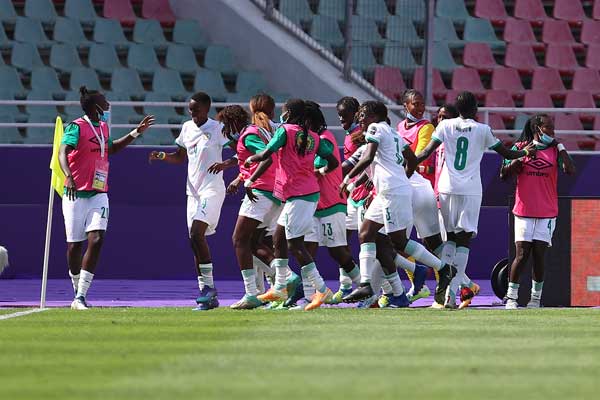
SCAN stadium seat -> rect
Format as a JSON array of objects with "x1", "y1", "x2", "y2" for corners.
[
  {"x1": 514, "y1": 0, "x2": 547, "y2": 26},
  {"x1": 491, "y1": 68, "x2": 525, "y2": 99},
  {"x1": 0, "y1": 0, "x2": 17, "y2": 24},
  {"x1": 0, "y1": 25, "x2": 12, "y2": 50},
  {"x1": 133, "y1": 19, "x2": 168, "y2": 50},
  {"x1": 481, "y1": 113, "x2": 506, "y2": 130},
  {"x1": 142, "y1": 0, "x2": 177, "y2": 27},
  {"x1": 504, "y1": 43, "x2": 538, "y2": 73},
  {"x1": 373, "y1": 67, "x2": 406, "y2": 100},
  {"x1": 111, "y1": 67, "x2": 145, "y2": 99},
  {"x1": 503, "y1": 18, "x2": 543, "y2": 50},
  {"x1": 280, "y1": 0, "x2": 313, "y2": 24},
  {"x1": 383, "y1": 44, "x2": 419, "y2": 73},
  {"x1": 444, "y1": 89, "x2": 460, "y2": 104},
  {"x1": 24, "y1": 0, "x2": 57, "y2": 26},
  {"x1": 451, "y1": 67, "x2": 485, "y2": 96},
  {"x1": 14, "y1": 17, "x2": 52, "y2": 48},
  {"x1": 386, "y1": 17, "x2": 423, "y2": 46},
  {"x1": 474, "y1": 0, "x2": 508, "y2": 26},
  {"x1": 0, "y1": 66, "x2": 26, "y2": 98},
  {"x1": 594, "y1": 0, "x2": 600, "y2": 20},
  {"x1": 103, "y1": 0, "x2": 136, "y2": 26},
  {"x1": 554, "y1": 113, "x2": 583, "y2": 130},
  {"x1": 432, "y1": 42, "x2": 458, "y2": 74},
  {"x1": 564, "y1": 91, "x2": 596, "y2": 122},
  {"x1": 10, "y1": 42, "x2": 44, "y2": 73},
  {"x1": 53, "y1": 17, "x2": 92, "y2": 50},
  {"x1": 63, "y1": 91, "x2": 84, "y2": 120},
  {"x1": 64, "y1": 0, "x2": 97, "y2": 27},
  {"x1": 194, "y1": 69, "x2": 229, "y2": 102},
  {"x1": 485, "y1": 90, "x2": 516, "y2": 122},
  {"x1": 166, "y1": 44, "x2": 200, "y2": 76},
  {"x1": 31, "y1": 67, "x2": 66, "y2": 99},
  {"x1": 317, "y1": 0, "x2": 345, "y2": 21},
  {"x1": 436, "y1": 0, "x2": 470, "y2": 23},
  {"x1": 545, "y1": 44, "x2": 579, "y2": 74},
  {"x1": 152, "y1": 68, "x2": 188, "y2": 100},
  {"x1": 236, "y1": 71, "x2": 267, "y2": 95},
  {"x1": 395, "y1": 0, "x2": 426, "y2": 23},
  {"x1": 310, "y1": 15, "x2": 344, "y2": 47},
  {"x1": 49, "y1": 43, "x2": 83, "y2": 73},
  {"x1": 572, "y1": 69, "x2": 600, "y2": 96},
  {"x1": 24, "y1": 127, "x2": 54, "y2": 144},
  {"x1": 89, "y1": 43, "x2": 122, "y2": 75},
  {"x1": 70, "y1": 67, "x2": 102, "y2": 92},
  {"x1": 412, "y1": 67, "x2": 446, "y2": 98},
  {"x1": 463, "y1": 18, "x2": 505, "y2": 50},
  {"x1": 26, "y1": 90, "x2": 60, "y2": 125},
  {"x1": 173, "y1": 20, "x2": 210, "y2": 51},
  {"x1": 0, "y1": 90, "x2": 27, "y2": 123},
  {"x1": 352, "y1": 16, "x2": 384, "y2": 46},
  {"x1": 144, "y1": 92, "x2": 183, "y2": 126},
  {"x1": 581, "y1": 20, "x2": 600, "y2": 46},
  {"x1": 204, "y1": 45, "x2": 237, "y2": 74},
  {"x1": 553, "y1": 0, "x2": 586, "y2": 26},
  {"x1": 462, "y1": 42, "x2": 498, "y2": 73},
  {"x1": 94, "y1": 18, "x2": 130, "y2": 51},
  {"x1": 585, "y1": 45, "x2": 600, "y2": 69},
  {"x1": 542, "y1": 20, "x2": 580, "y2": 46},
  {"x1": 128, "y1": 44, "x2": 161, "y2": 75},
  {"x1": 514, "y1": 113, "x2": 530, "y2": 131},
  {"x1": 532, "y1": 67, "x2": 567, "y2": 96},
  {"x1": 0, "y1": 121, "x2": 24, "y2": 144},
  {"x1": 433, "y1": 17, "x2": 463, "y2": 49},
  {"x1": 351, "y1": 44, "x2": 378, "y2": 72},
  {"x1": 356, "y1": 0, "x2": 389, "y2": 22},
  {"x1": 523, "y1": 90, "x2": 554, "y2": 108},
  {"x1": 106, "y1": 91, "x2": 139, "y2": 124},
  {"x1": 555, "y1": 113, "x2": 595, "y2": 151}
]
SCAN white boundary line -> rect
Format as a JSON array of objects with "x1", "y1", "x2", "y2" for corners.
[{"x1": 0, "y1": 308, "x2": 49, "y2": 321}]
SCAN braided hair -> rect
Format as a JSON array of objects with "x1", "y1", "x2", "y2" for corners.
[
  {"x1": 518, "y1": 114, "x2": 550, "y2": 145},
  {"x1": 216, "y1": 105, "x2": 249, "y2": 140},
  {"x1": 284, "y1": 98, "x2": 309, "y2": 156},
  {"x1": 304, "y1": 100, "x2": 327, "y2": 134},
  {"x1": 402, "y1": 88, "x2": 422, "y2": 105},
  {"x1": 249, "y1": 93, "x2": 275, "y2": 133}
]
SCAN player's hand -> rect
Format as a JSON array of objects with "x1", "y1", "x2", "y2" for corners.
[
  {"x1": 245, "y1": 155, "x2": 258, "y2": 167},
  {"x1": 148, "y1": 151, "x2": 164, "y2": 164},
  {"x1": 339, "y1": 182, "x2": 348, "y2": 198},
  {"x1": 227, "y1": 177, "x2": 242, "y2": 195},
  {"x1": 65, "y1": 175, "x2": 77, "y2": 201},
  {"x1": 562, "y1": 155, "x2": 576, "y2": 175},
  {"x1": 364, "y1": 194, "x2": 373, "y2": 210},
  {"x1": 524, "y1": 142, "x2": 537, "y2": 158},
  {"x1": 246, "y1": 186, "x2": 258, "y2": 203},
  {"x1": 136, "y1": 115, "x2": 155, "y2": 134},
  {"x1": 208, "y1": 162, "x2": 226, "y2": 174}
]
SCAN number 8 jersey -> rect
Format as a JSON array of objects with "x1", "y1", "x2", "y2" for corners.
[
  {"x1": 364, "y1": 122, "x2": 411, "y2": 193},
  {"x1": 432, "y1": 117, "x2": 500, "y2": 196}
]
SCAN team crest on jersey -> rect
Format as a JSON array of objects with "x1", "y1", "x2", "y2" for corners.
[{"x1": 295, "y1": 131, "x2": 315, "y2": 152}]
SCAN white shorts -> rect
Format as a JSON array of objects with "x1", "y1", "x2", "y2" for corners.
[
  {"x1": 187, "y1": 190, "x2": 225, "y2": 236},
  {"x1": 239, "y1": 192, "x2": 282, "y2": 232},
  {"x1": 62, "y1": 193, "x2": 109, "y2": 243},
  {"x1": 410, "y1": 177, "x2": 441, "y2": 238},
  {"x1": 514, "y1": 216, "x2": 556, "y2": 246},
  {"x1": 277, "y1": 199, "x2": 318, "y2": 240},
  {"x1": 439, "y1": 193, "x2": 481, "y2": 236},
  {"x1": 346, "y1": 202, "x2": 360, "y2": 231},
  {"x1": 364, "y1": 190, "x2": 413, "y2": 234},
  {"x1": 305, "y1": 212, "x2": 347, "y2": 247}
]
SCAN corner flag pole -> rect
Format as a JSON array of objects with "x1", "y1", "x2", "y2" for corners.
[{"x1": 40, "y1": 175, "x2": 54, "y2": 309}]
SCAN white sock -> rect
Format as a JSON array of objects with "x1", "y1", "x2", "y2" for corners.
[
  {"x1": 381, "y1": 278, "x2": 393, "y2": 295},
  {"x1": 385, "y1": 272, "x2": 405, "y2": 296},
  {"x1": 76, "y1": 270, "x2": 94, "y2": 299},
  {"x1": 253, "y1": 264, "x2": 265, "y2": 294},
  {"x1": 507, "y1": 282, "x2": 519, "y2": 300},
  {"x1": 198, "y1": 263, "x2": 214, "y2": 288},
  {"x1": 272, "y1": 258, "x2": 289, "y2": 290},
  {"x1": 69, "y1": 270, "x2": 80, "y2": 294},
  {"x1": 531, "y1": 280, "x2": 543, "y2": 301},
  {"x1": 339, "y1": 267, "x2": 353, "y2": 289},
  {"x1": 440, "y1": 241, "x2": 456, "y2": 268},
  {"x1": 241, "y1": 269, "x2": 259, "y2": 296},
  {"x1": 301, "y1": 266, "x2": 316, "y2": 300},
  {"x1": 370, "y1": 260, "x2": 384, "y2": 294},
  {"x1": 359, "y1": 243, "x2": 377, "y2": 283},
  {"x1": 394, "y1": 253, "x2": 415, "y2": 273},
  {"x1": 404, "y1": 240, "x2": 442, "y2": 270},
  {"x1": 302, "y1": 262, "x2": 326, "y2": 294},
  {"x1": 433, "y1": 244, "x2": 444, "y2": 258},
  {"x1": 448, "y1": 247, "x2": 469, "y2": 297}
]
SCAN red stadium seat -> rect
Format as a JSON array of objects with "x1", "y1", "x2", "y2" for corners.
[
  {"x1": 564, "y1": 91, "x2": 596, "y2": 122},
  {"x1": 542, "y1": 20, "x2": 579, "y2": 46},
  {"x1": 594, "y1": 0, "x2": 600, "y2": 20},
  {"x1": 553, "y1": 0, "x2": 587, "y2": 26},
  {"x1": 523, "y1": 90, "x2": 554, "y2": 108},
  {"x1": 142, "y1": 0, "x2": 176, "y2": 27},
  {"x1": 477, "y1": 113, "x2": 506, "y2": 130},
  {"x1": 412, "y1": 67, "x2": 446, "y2": 99},
  {"x1": 373, "y1": 67, "x2": 406, "y2": 101},
  {"x1": 594, "y1": 115, "x2": 600, "y2": 131},
  {"x1": 554, "y1": 113, "x2": 596, "y2": 151},
  {"x1": 585, "y1": 44, "x2": 600, "y2": 69},
  {"x1": 474, "y1": 0, "x2": 508, "y2": 26},
  {"x1": 545, "y1": 44, "x2": 580, "y2": 74},
  {"x1": 504, "y1": 43, "x2": 538, "y2": 73},
  {"x1": 451, "y1": 67, "x2": 485, "y2": 97},
  {"x1": 532, "y1": 67, "x2": 567, "y2": 97},
  {"x1": 462, "y1": 43, "x2": 497, "y2": 73},
  {"x1": 485, "y1": 90, "x2": 516, "y2": 122},
  {"x1": 581, "y1": 20, "x2": 600, "y2": 45},
  {"x1": 503, "y1": 18, "x2": 543, "y2": 50},
  {"x1": 514, "y1": 0, "x2": 547, "y2": 26},
  {"x1": 103, "y1": 0, "x2": 136, "y2": 26},
  {"x1": 491, "y1": 67, "x2": 525, "y2": 98},
  {"x1": 572, "y1": 69, "x2": 600, "y2": 97},
  {"x1": 445, "y1": 89, "x2": 460, "y2": 104},
  {"x1": 555, "y1": 113, "x2": 583, "y2": 130}
]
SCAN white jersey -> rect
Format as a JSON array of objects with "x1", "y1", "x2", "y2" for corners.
[
  {"x1": 433, "y1": 117, "x2": 500, "y2": 196},
  {"x1": 364, "y1": 122, "x2": 411, "y2": 193},
  {"x1": 175, "y1": 119, "x2": 228, "y2": 196}
]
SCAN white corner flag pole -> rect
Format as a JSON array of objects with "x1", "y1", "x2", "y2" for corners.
[{"x1": 40, "y1": 177, "x2": 55, "y2": 309}]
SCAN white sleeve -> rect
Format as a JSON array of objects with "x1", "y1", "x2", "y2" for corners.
[
  {"x1": 364, "y1": 123, "x2": 383, "y2": 144},
  {"x1": 175, "y1": 126, "x2": 186, "y2": 148},
  {"x1": 432, "y1": 120, "x2": 446, "y2": 143},
  {"x1": 347, "y1": 145, "x2": 365, "y2": 166},
  {"x1": 484, "y1": 126, "x2": 501, "y2": 149}
]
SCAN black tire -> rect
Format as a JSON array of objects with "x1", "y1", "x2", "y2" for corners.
[{"x1": 491, "y1": 258, "x2": 509, "y2": 300}]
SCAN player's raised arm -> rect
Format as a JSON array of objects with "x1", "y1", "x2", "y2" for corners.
[
  {"x1": 493, "y1": 141, "x2": 537, "y2": 160},
  {"x1": 109, "y1": 115, "x2": 155, "y2": 155}
]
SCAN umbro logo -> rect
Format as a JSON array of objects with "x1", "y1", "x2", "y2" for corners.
[
  {"x1": 89, "y1": 136, "x2": 100, "y2": 146},
  {"x1": 525, "y1": 158, "x2": 553, "y2": 170}
]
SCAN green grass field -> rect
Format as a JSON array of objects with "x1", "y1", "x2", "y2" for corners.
[{"x1": 1, "y1": 308, "x2": 599, "y2": 400}]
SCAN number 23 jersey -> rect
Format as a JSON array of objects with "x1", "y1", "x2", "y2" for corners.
[{"x1": 432, "y1": 117, "x2": 500, "y2": 196}]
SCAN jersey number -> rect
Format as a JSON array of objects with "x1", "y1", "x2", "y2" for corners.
[
  {"x1": 100, "y1": 206, "x2": 108, "y2": 219},
  {"x1": 393, "y1": 137, "x2": 404, "y2": 165},
  {"x1": 454, "y1": 137, "x2": 469, "y2": 171}
]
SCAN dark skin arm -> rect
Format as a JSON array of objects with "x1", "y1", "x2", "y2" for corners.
[
  {"x1": 417, "y1": 138, "x2": 538, "y2": 165},
  {"x1": 559, "y1": 149, "x2": 576, "y2": 175},
  {"x1": 244, "y1": 157, "x2": 273, "y2": 202},
  {"x1": 58, "y1": 144, "x2": 77, "y2": 201},
  {"x1": 403, "y1": 145, "x2": 417, "y2": 178},
  {"x1": 500, "y1": 159, "x2": 523, "y2": 180},
  {"x1": 149, "y1": 146, "x2": 187, "y2": 164},
  {"x1": 109, "y1": 115, "x2": 155, "y2": 155},
  {"x1": 208, "y1": 156, "x2": 238, "y2": 174},
  {"x1": 339, "y1": 141, "x2": 377, "y2": 196}
]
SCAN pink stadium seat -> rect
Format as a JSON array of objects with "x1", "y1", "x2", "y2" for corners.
[
  {"x1": 553, "y1": 113, "x2": 596, "y2": 150},
  {"x1": 585, "y1": 45, "x2": 600, "y2": 69},
  {"x1": 412, "y1": 67, "x2": 446, "y2": 99},
  {"x1": 572, "y1": 69, "x2": 600, "y2": 97},
  {"x1": 485, "y1": 90, "x2": 515, "y2": 107},
  {"x1": 477, "y1": 113, "x2": 506, "y2": 130},
  {"x1": 451, "y1": 67, "x2": 485, "y2": 97},
  {"x1": 532, "y1": 67, "x2": 567, "y2": 97},
  {"x1": 103, "y1": 0, "x2": 136, "y2": 26},
  {"x1": 504, "y1": 43, "x2": 538, "y2": 73},
  {"x1": 474, "y1": 0, "x2": 508, "y2": 26},
  {"x1": 373, "y1": 67, "x2": 407, "y2": 101},
  {"x1": 491, "y1": 67, "x2": 525, "y2": 98},
  {"x1": 142, "y1": 0, "x2": 176, "y2": 27},
  {"x1": 594, "y1": 115, "x2": 600, "y2": 131},
  {"x1": 564, "y1": 91, "x2": 596, "y2": 122},
  {"x1": 503, "y1": 18, "x2": 543, "y2": 50},
  {"x1": 553, "y1": 0, "x2": 587, "y2": 26},
  {"x1": 555, "y1": 113, "x2": 583, "y2": 130},
  {"x1": 594, "y1": 0, "x2": 600, "y2": 20},
  {"x1": 542, "y1": 20, "x2": 579, "y2": 46},
  {"x1": 581, "y1": 20, "x2": 600, "y2": 45},
  {"x1": 462, "y1": 43, "x2": 497, "y2": 73},
  {"x1": 445, "y1": 90, "x2": 460, "y2": 104},
  {"x1": 523, "y1": 90, "x2": 554, "y2": 108},
  {"x1": 545, "y1": 44, "x2": 580, "y2": 74},
  {"x1": 514, "y1": 0, "x2": 547, "y2": 26}
]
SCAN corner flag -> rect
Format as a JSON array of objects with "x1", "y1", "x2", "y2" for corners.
[{"x1": 49, "y1": 116, "x2": 65, "y2": 197}]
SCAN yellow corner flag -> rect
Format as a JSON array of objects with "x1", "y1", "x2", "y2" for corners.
[{"x1": 49, "y1": 116, "x2": 65, "y2": 198}]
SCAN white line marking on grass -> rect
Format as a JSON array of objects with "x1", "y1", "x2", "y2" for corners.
[{"x1": 0, "y1": 308, "x2": 49, "y2": 321}]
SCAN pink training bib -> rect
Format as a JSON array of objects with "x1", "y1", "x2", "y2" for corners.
[{"x1": 67, "y1": 118, "x2": 110, "y2": 192}]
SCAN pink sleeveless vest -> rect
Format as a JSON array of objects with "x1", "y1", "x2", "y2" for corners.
[
  {"x1": 237, "y1": 125, "x2": 276, "y2": 192},
  {"x1": 317, "y1": 129, "x2": 346, "y2": 211},
  {"x1": 273, "y1": 124, "x2": 320, "y2": 201},
  {"x1": 342, "y1": 125, "x2": 370, "y2": 203},
  {"x1": 67, "y1": 118, "x2": 110, "y2": 192},
  {"x1": 397, "y1": 119, "x2": 436, "y2": 186}
]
